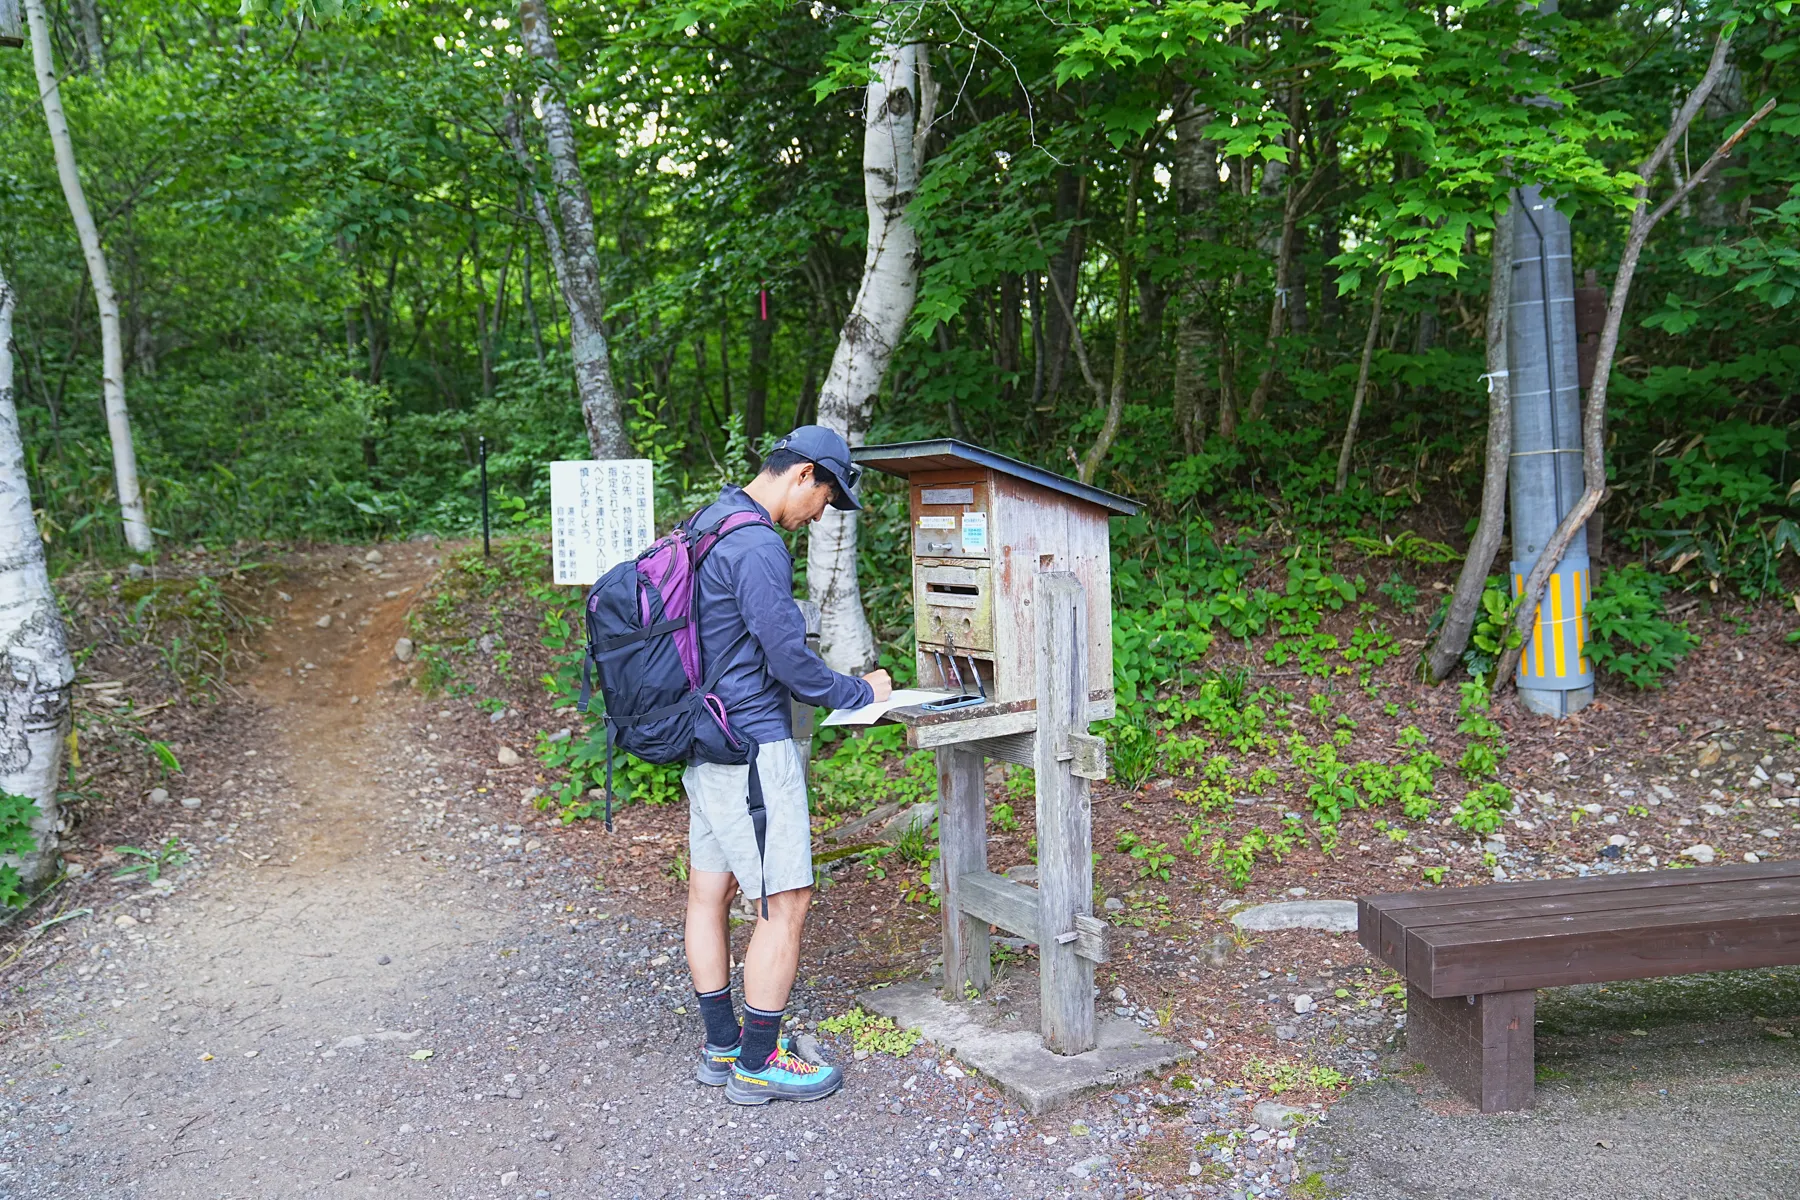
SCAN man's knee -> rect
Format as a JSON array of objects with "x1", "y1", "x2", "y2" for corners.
[
  {"x1": 758, "y1": 885, "x2": 812, "y2": 927},
  {"x1": 688, "y1": 869, "x2": 739, "y2": 908}
]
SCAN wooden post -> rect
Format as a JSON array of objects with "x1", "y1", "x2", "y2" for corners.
[
  {"x1": 1034, "y1": 571, "x2": 1096, "y2": 1054},
  {"x1": 0, "y1": 1, "x2": 20, "y2": 50},
  {"x1": 937, "y1": 743, "x2": 992, "y2": 999},
  {"x1": 1407, "y1": 983, "x2": 1536, "y2": 1112}
]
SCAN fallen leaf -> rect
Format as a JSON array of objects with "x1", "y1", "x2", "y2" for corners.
[{"x1": 410, "y1": 1048, "x2": 434, "y2": 1061}]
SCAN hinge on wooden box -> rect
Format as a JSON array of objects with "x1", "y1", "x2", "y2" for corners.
[{"x1": 1056, "y1": 732, "x2": 1108, "y2": 781}]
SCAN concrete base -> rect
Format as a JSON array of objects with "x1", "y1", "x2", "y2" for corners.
[
  {"x1": 1517, "y1": 684, "x2": 1593, "y2": 718},
  {"x1": 859, "y1": 981, "x2": 1191, "y2": 1115}
]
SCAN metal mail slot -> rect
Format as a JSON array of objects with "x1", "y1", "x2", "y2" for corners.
[{"x1": 914, "y1": 564, "x2": 993, "y2": 653}]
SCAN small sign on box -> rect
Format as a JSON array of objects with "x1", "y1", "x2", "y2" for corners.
[{"x1": 548, "y1": 460, "x2": 655, "y2": 586}]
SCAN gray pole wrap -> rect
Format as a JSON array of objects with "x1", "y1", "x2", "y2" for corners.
[{"x1": 1507, "y1": 185, "x2": 1594, "y2": 715}]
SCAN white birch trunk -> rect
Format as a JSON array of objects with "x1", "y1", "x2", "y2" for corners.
[
  {"x1": 0, "y1": 266, "x2": 76, "y2": 889},
  {"x1": 806, "y1": 32, "x2": 922, "y2": 674},
  {"x1": 517, "y1": 0, "x2": 628, "y2": 459},
  {"x1": 26, "y1": 0, "x2": 152, "y2": 554}
]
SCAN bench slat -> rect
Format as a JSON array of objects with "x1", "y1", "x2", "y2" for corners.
[
  {"x1": 1357, "y1": 862, "x2": 1800, "y2": 976},
  {"x1": 1370, "y1": 872, "x2": 1800, "y2": 978},
  {"x1": 1409, "y1": 892, "x2": 1800, "y2": 996}
]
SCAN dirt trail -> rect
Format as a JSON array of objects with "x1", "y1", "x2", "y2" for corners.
[{"x1": 1, "y1": 546, "x2": 518, "y2": 1196}]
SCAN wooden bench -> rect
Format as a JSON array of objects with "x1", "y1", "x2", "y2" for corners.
[{"x1": 1358, "y1": 861, "x2": 1800, "y2": 1112}]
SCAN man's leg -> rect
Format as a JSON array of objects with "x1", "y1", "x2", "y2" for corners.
[
  {"x1": 685, "y1": 869, "x2": 738, "y2": 995},
  {"x1": 741, "y1": 885, "x2": 811, "y2": 1011}
]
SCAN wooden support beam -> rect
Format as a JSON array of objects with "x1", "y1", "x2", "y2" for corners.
[
  {"x1": 968, "y1": 732, "x2": 1034, "y2": 766},
  {"x1": 958, "y1": 870, "x2": 1109, "y2": 963},
  {"x1": 936, "y1": 743, "x2": 991, "y2": 999},
  {"x1": 0, "y1": 0, "x2": 20, "y2": 50},
  {"x1": 891, "y1": 695, "x2": 1116, "y2": 750},
  {"x1": 1035, "y1": 572, "x2": 1096, "y2": 1055}
]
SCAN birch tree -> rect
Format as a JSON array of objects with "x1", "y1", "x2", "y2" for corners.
[
  {"x1": 806, "y1": 23, "x2": 929, "y2": 673},
  {"x1": 25, "y1": 0, "x2": 152, "y2": 553},
  {"x1": 515, "y1": 0, "x2": 628, "y2": 460},
  {"x1": 0, "y1": 265, "x2": 76, "y2": 896}
]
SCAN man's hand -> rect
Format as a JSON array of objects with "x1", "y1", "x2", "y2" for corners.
[{"x1": 863, "y1": 669, "x2": 892, "y2": 702}]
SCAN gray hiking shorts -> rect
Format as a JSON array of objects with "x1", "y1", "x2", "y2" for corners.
[{"x1": 685, "y1": 739, "x2": 812, "y2": 898}]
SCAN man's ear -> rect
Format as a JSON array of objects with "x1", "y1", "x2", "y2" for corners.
[{"x1": 794, "y1": 462, "x2": 817, "y2": 490}]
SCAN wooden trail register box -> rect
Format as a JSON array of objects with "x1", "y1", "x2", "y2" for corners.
[{"x1": 852, "y1": 440, "x2": 1139, "y2": 1054}]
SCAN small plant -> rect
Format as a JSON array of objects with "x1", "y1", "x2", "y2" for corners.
[
  {"x1": 1421, "y1": 866, "x2": 1448, "y2": 885},
  {"x1": 0, "y1": 792, "x2": 39, "y2": 909},
  {"x1": 1586, "y1": 564, "x2": 1699, "y2": 688},
  {"x1": 1116, "y1": 830, "x2": 1175, "y2": 881},
  {"x1": 112, "y1": 837, "x2": 191, "y2": 884},
  {"x1": 817, "y1": 1006, "x2": 923, "y2": 1057},
  {"x1": 1378, "y1": 572, "x2": 1421, "y2": 614},
  {"x1": 1463, "y1": 578, "x2": 1522, "y2": 679},
  {"x1": 1453, "y1": 781, "x2": 1514, "y2": 835},
  {"x1": 991, "y1": 802, "x2": 1020, "y2": 833}
]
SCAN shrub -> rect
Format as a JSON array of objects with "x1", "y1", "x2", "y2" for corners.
[{"x1": 1585, "y1": 564, "x2": 1699, "y2": 688}]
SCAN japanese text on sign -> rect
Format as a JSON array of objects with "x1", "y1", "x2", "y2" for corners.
[{"x1": 549, "y1": 460, "x2": 655, "y2": 586}]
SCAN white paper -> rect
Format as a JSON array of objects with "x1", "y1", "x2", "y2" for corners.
[
  {"x1": 960, "y1": 511, "x2": 988, "y2": 552},
  {"x1": 549, "y1": 459, "x2": 655, "y2": 586},
  {"x1": 820, "y1": 689, "x2": 953, "y2": 727}
]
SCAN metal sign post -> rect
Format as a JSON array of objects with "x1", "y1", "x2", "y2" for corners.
[{"x1": 479, "y1": 436, "x2": 491, "y2": 557}]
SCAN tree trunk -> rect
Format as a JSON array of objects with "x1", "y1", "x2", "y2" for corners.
[
  {"x1": 1334, "y1": 265, "x2": 1391, "y2": 495},
  {"x1": 0, "y1": 265, "x2": 77, "y2": 892},
  {"x1": 746, "y1": 306, "x2": 774, "y2": 456},
  {"x1": 72, "y1": 0, "x2": 102, "y2": 75},
  {"x1": 806, "y1": 32, "x2": 924, "y2": 675},
  {"x1": 515, "y1": 0, "x2": 628, "y2": 459},
  {"x1": 1170, "y1": 98, "x2": 1218, "y2": 454},
  {"x1": 1427, "y1": 204, "x2": 1514, "y2": 682},
  {"x1": 1078, "y1": 159, "x2": 1141, "y2": 485},
  {"x1": 26, "y1": 0, "x2": 151, "y2": 553}
]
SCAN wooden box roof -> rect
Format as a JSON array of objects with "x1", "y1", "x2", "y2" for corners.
[{"x1": 852, "y1": 439, "x2": 1140, "y2": 517}]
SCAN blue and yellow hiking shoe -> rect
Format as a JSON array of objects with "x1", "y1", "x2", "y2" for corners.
[
  {"x1": 695, "y1": 1034, "x2": 789, "y2": 1087},
  {"x1": 724, "y1": 1044, "x2": 842, "y2": 1105}
]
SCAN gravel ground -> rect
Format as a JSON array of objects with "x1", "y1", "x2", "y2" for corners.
[
  {"x1": 0, "y1": 548, "x2": 1278, "y2": 1200},
  {"x1": 7, "y1": 545, "x2": 1798, "y2": 1200},
  {"x1": 1306, "y1": 968, "x2": 1800, "y2": 1198}
]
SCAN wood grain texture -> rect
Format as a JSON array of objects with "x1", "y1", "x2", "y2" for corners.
[
  {"x1": 958, "y1": 871, "x2": 1108, "y2": 963},
  {"x1": 990, "y1": 475, "x2": 1113, "y2": 704},
  {"x1": 1360, "y1": 864, "x2": 1800, "y2": 995},
  {"x1": 936, "y1": 743, "x2": 991, "y2": 999},
  {"x1": 1406, "y1": 984, "x2": 1535, "y2": 1113},
  {"x1": 1034, "y1": 571, "x2": 1096, "y2": 1054}
]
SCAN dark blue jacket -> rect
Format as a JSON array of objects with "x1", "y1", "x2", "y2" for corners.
[{"x1": 691, "y1": 485, "x2": 873, "y2": 745}]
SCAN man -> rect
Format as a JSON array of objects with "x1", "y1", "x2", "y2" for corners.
[{"x1": 683, "y1": 425, "x2": 892, "y2": 1105}]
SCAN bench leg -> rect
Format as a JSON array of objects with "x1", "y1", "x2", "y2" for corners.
[{"x1": 1407, "y1": 984, "x2": 1535, "y2": 1113}]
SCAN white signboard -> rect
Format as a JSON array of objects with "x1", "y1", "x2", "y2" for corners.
[{"x1": 549, "y1": 459, "x2": 655, "y2": 586}]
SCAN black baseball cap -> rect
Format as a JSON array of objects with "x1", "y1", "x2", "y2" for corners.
[{"x1": 772, "y1": 425, "x2": 863, "y2": 510}]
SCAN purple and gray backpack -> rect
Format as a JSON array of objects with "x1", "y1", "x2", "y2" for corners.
[{"x1": 578, "y1": 506, "x2": 776, "y2": 905}]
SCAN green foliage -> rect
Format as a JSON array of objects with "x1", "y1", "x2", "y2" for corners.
[
  {"x1": 0, "y1": 792, "x2": 38, "y2": 910},
  {"x1": 1453, "y1": 782, "x2": 1514, "y2": 836},
  {"x1": 1463, "y1": 578, "x2": 1522, "y2": 681},
  {"x1": 533, "y1": 727, "x2": 683, "y2": 825},
  {"x1": 1115, "y1": 830, "x2": 1175, "y2": 881},
  {"x1": 111, "y1": 838, "x2": 191, "y2": 884},
  {"x1": 812, "y1": 727, "x2": 936, "y2": 818},
  {"x1": 817, "y1": 1006, "x2": 922, "y2": 1057},
  {"x1": 1586, "y1": 565, "x2": 1700, "y2": 688}
]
